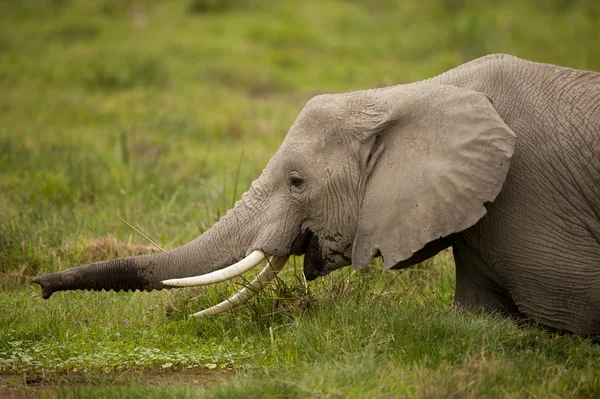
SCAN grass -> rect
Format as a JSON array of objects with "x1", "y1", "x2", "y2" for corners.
[{"x1": 1, "y1": 0, "x2": 599, "y2": 397}]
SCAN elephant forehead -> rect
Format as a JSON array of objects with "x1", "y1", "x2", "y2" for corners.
[
  {"x1": 288, "y1": 112, "x2": 337, "y2": 138},
  {"x1": 295, "y1": 92, "x2": 377, "y2": 128},
  {"x1": 282, "y1": 127, "x2": 351, "y2": 159}
]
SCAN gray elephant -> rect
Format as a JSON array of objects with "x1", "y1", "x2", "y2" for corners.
[{"x1": 32, "y1": 54, "x2": 600, "y2": 334}]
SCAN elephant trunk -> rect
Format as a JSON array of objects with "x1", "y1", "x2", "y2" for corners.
[
  {"x1": 32, "y1": 186, "x2": 266, "y2": 299},
  {"x1": 32, "y1": 253, "x2": 166, "y2": 299},
  {"x1": 32, "y1": 243, "x2": 198, "y2": 299}
]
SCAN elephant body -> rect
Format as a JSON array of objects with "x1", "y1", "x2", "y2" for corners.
[
  {"x1": 429, "y1": 55, "x2": 600, "y2": 333},
  {"x1": 32, "y1": 54, "x2": 600, "y2": 334}
]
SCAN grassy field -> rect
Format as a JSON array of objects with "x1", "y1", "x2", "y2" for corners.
[{"x1": 1, "y1": 0, "x2": 600, "y2": 397}]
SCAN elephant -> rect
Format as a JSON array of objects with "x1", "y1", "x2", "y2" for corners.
[{"x1": 32, "y1": 54, "x2": 600, "y2": 334}]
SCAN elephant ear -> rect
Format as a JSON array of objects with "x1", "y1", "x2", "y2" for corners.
[{"x1": 351, "y1": 83, "x2": 516, "y2": 270}]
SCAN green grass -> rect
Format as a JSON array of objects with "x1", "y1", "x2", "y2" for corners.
[{"x1": 1, "y1": 0, "x2": 599, "y2": 397}]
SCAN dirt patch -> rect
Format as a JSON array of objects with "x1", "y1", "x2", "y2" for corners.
[
  {"x1": 0, "y1": 368, "x2": 232, "y2": 398},
  {"x1": 60, "y1": 235, "x2": 161, "y2": 265}
]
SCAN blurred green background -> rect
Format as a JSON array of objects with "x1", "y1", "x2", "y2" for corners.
[
  {"x1": 1, "y1": 0, "x2": 598, "y2": 278},
  {"x1": 1, "y1": 0, "x2": 599, "y2": 397}
]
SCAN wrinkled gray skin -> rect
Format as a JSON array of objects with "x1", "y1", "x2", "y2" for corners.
[{"x1": 33, "y1": 54, "x2": 600, "y2": 334}]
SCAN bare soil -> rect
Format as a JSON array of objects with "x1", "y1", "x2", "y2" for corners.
[{"x1": 0, "y1": 368, "x2": 232, "y2": 398}]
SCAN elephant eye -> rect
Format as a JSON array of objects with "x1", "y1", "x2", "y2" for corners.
[{"x1": 289, "y1": 172, "x2": 305, "y2": 188}]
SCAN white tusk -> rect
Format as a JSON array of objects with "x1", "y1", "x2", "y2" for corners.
[
  {"x1": 161, "y1": 250, "x2": 265, "y2": 287},
  {"x1": 191, "y1": 256, "x2": 289, "y2": 318}
]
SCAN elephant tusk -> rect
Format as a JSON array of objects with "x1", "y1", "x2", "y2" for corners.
[
  {"x1": 161, "y1": 250, "x2": 266, "y2": 287},
  {"x1": 191, "y1": 255, "x2": 289, "y2": 318}
]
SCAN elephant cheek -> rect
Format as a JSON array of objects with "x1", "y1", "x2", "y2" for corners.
[{"x1": 303, "y1": 234, "x2": 323, "y2": 281}]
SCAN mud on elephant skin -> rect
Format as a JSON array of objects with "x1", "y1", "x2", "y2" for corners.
[{"x1": 32, "y1": 54, "x2": 600, "y2": 334}]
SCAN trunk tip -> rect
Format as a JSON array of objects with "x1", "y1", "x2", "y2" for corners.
[{"x1": 31, "y1": 275, "x2": 54, "y2": 299}]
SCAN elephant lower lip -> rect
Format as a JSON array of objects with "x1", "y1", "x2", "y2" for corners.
[
  {"x1": 303, "y1": 265, "x2": 321, "y2": 281},
  {"x1": 291, "y1": 229, "x2": 312, "y2": 255}
]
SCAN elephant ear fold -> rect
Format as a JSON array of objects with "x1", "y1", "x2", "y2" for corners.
[{"x1": 351, "y1": 83, "x2": 516, "y2": 271}]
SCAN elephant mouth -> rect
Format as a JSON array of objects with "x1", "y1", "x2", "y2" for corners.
[
  {"x1": 303, "y1": 232, "x2": 324, "y2": 281},
  {"x1": 300, "y1": 230, "x2": 355, "y2": 281}
]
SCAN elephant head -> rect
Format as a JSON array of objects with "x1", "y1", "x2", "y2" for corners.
[{"x1": 32, "y1": 82, "x2": 515, "y2": 316}]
